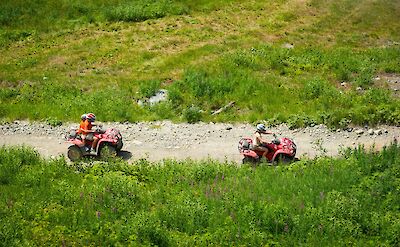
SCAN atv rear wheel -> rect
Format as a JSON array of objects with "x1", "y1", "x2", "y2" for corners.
[
  {"x1": 99, "y1": 144, "x2": 117, "y2": 159},
  {"x1": 68, "y1": 145, "x2": 83, "y2": 162}
]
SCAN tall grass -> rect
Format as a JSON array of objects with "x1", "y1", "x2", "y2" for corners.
[
  {"x1": 0, "y1": 0, "x2": 239, "y2": 30},
  {"x1": 1, "y1": 143, "x2": 399, "y2": 245},
  {"x1": 1, "y1": 0, "x2": 399, "y2": 126},
  {"x1": 1, "y1": 45, "x2": 399, "y2": 127}
]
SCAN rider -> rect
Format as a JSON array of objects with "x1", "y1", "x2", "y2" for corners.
[
  {"x1": 80, "y1": 113, "x2": 99, "y2": 153},
  {"x1": 253, "y1": 123, "x2": 273, "y2": 161},
  {"x1": 76, "y1": 113, "x2": 87, "y2": 143},
  {"x1": 77, "y1": 114, "x2": 87, "y2": 135}
]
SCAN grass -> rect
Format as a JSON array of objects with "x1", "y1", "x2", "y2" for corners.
[
  {"x1": 0, "y1": 0, "x2": 399, "y2": 127},
  {"x1": 1, "y1": 143, "x2": 399, "y2": 245}
]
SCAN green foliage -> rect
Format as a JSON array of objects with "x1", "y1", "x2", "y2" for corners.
[
  {"x1": 0, "y1": 0, "x2": 238, "y2": 32},
  {"x1": 138, "y1": 80, "x2": 161, "y2": 98},
  {"x1": 286, "y1": 114, "x2": 317, "y2": 129},
  {"x1": 106, "y1": 0, "x2": 187, "y2": 22},
  {"x1": 0, "y1": 0, "x2": 400, "y2": 127},
  {"x1": 45, "y1": 117, "x2": 62, "y2": 127},
  {"x1": 183, "y1": 105, "x2": 202, "y2": 123},
  {"x1": 1, "y1": 144, "x2": 399, "y2": 245},
  {"x1": 0, "y1": 146, "x2": 41, "y2": 184}
]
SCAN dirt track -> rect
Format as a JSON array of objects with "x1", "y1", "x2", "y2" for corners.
[{"x1": 0, "y1": 121, "x2": 399, "y2": 163}]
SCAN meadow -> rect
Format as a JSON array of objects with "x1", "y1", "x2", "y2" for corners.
[
  {"x1": 1, "y1": 1, "x2": 399, "y2": 245},
  {"x1": 1, "y1": 143, "x2": 399, "y2": 246},
  {"x1": 0, "y1": 0, "x2": 399, "y2": 127}
]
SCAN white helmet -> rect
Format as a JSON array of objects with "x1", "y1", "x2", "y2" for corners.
[
  {"x1": 81, "y1": 114, "x2": 87, "y2": 121},
  {"x1": 86, "y1": 113, "x2": 96, "y2": 122},
  {"x1": 256, "y1": 123, "x2": 266, "y2": 132}
]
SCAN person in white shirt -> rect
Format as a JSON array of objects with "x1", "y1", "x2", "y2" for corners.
[{"x1": 253, "y1": 123, "x2": 273, "y2": 160}]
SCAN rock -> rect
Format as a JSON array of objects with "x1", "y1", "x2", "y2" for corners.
[
  {"x1": 355, "y1": 129, "x2": 364, "y2": 135},
  {"x1": 374, "y1": 129, "x2": 382, "y2": 135},
  {"x1": 282, "y1": 43, "x2": 294, "y2": 49},
  {"x1": 368, "y1": 129, "x2": 374, "y2": 135},
  {"x1": 149, "y1": 89, "x2": 168, "y2": 106}
]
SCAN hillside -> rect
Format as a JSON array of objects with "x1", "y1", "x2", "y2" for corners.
[{"x1": 0, "y1": 0, "x2": 399, "y2": 127}]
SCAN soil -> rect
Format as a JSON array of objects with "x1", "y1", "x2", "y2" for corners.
[{"x1": 0, "y1": 121, "x2": 399, "y2": 163}]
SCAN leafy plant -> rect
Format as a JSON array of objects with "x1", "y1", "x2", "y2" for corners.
[
  {"x1": 183, "y1": 105, "x2": 202, "y2": 123},
  {"x1": 1, "y1": 143, "x2": 400, "y2": 245}
]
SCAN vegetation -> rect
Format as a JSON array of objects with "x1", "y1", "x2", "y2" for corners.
[
  {"x1": 1, "y1": 144, "x2": 399, "y2": 245},
  {"x1": 0, "y1": 0, "x2": 399, "y2": 127}
]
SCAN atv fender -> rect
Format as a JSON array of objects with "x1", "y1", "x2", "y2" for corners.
[
  {"x1": 97, "y1": 139, "x2": 117, "y2": 149},
  {"x1": 272, "y1": 150, "x2": 293, "y2": 162},
  {"x1": 242, "y1": 150, "x2": 259, "y2": 159},
  {"x1": 69, "y1": 139, "x2": 84, "y2": 146}
]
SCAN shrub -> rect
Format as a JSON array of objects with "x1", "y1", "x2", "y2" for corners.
[
  {"x1": 45, "y1": 117, "x2": 62, "y2": 127},
  {"x1": 0, "y1": 146, "x2": 41, "y2": 184},
  {"x1": 183, "y1": 105, "x2": 202, "y2": 123},
  {"x1": 106, "y1": 0, "x2": 186, "y2": 22},
  {"x1": 138, "y1": 80, "x2": 161, "y2": 98}
]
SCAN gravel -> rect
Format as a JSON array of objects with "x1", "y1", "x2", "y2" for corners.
[{"x1": 0, "y1": 121, "x2": 399, "y2": 163}]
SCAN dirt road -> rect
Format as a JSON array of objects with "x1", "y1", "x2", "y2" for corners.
[{"x1": 1, "y1": 121, "x2": 399, "y2": 163}]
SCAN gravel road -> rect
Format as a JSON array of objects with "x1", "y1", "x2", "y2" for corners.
[{"x1": 0, "y1": 121, "x2": 399, "y2": 163}]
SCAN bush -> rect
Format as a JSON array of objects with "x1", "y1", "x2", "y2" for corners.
[
  {"x1": 138, "y1": 80, "x2": 161, "y2": 98},
  {"x1": 106, "y1": 0, "x2": 186, "y2": 22},
  {"x1": 0, "y1": 146, "x2": 40, "y2": 184},
  {"x1": 183, "y1": 105, "x2": 202, "y2": 123}
]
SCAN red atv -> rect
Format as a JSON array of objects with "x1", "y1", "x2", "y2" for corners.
[
  {"x1": 238, "y1": 134, "x2": 296, "y2": 165},
  {"x1": 66, "y1": 127, "x2": 123, "y2": 161}
]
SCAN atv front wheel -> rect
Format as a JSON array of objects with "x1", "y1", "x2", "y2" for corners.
[
  {"x1": 116, "y1": 140, "x2": 123, "y2": 151},
  {"x1": 99, "y1": 144, "x2": 117, "y2": 159},
  {"x1": 274, "y1": 154, "x2": 293, "y2": 165},
  {"x1": 68, "y1": 145, "x2": 83, "y2": 162}
]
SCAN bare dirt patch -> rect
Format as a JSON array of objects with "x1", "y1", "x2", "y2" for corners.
[{"x1": 375, "y1": 73, "x2": 400, "y2": 98}]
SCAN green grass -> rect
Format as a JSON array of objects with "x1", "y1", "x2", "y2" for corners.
[
  {"x1": 0, "y1": 0, "x2": 399, "y2": 126},
  {"x1": 1, "y1": 143, "x2": 399, "y2": 245},
  {"x1": 1, "y1": 45, "x2": 399, "y2": 127}
]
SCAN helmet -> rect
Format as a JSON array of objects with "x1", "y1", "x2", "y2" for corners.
[
  {"x1": 86, "y1": 113, "x2": 96, "y2": 122},
  {"x1": 256, "y1": 123, "x2": 266, "y2": 132},
  {"x1": 81, "y1": 114, "x2": 87, "y2": 121}
]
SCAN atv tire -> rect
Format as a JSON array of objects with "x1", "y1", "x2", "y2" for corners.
[
  {"x1": 274, "y1": 154, "x2": 293, "y2": 165},
  {"x1": 68, "y1": 145, "x2": 83, "y2": 162},
  {"x1": 99, "y1": 144, "x2": 117, "y2": 159},
  {"x1": 116, "y1": 140, "x2": 123, "y2": 151}
]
